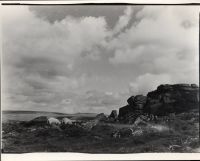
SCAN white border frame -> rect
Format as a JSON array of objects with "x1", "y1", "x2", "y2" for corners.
[{"x1": 1, "y1": 0, "x2": 200, "y2": 160}]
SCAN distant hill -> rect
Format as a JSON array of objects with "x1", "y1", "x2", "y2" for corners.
[
  {"x1": 2, "y1": 110, "x2": 67, "y2": 115},
  {"x1": 2, "y1": 110, "x2": 97, "y2": 122}
]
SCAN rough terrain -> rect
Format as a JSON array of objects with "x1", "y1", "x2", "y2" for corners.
[{"x1": 2, "y1": 84, "x2": 199, "y2": 153}]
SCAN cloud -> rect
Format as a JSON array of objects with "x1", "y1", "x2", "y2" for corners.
[
  {"x1": 3, "y1": 7, "x2": 109, "y2": 68},
  {"x1": 109, "y1": 6, "x2": 198, "y2": 63},
  {"x1": 2, "y1": 5, "x2": 199, "y2": 114},
  {"x1": 29, "y1": 5, "x2": 126, "y2": 28},
  {"x1": 69, "y1": 90, "x2": 126, "y2": 114},
  {"x1": 2, "y1": 6, "x2": 109, "y2": 112},
  {"x1": 129, "y1": 73, "x2": 171, "y2": 95},
  {"x1": 108, "y1": 6, "x2": 199, "y2": 86},
  {"x1": 112, "y1": 6, "x2": 133, "y2": 36}
]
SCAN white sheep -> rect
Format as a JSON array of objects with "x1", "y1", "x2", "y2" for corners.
[
  {"x1": 47, "y1": 117, "x2": 61, "y2": 125},
  {"x1": 61, "y1": 117, "x2": 73, "y2": 125}
]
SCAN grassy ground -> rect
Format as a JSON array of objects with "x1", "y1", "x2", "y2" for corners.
[{"x1": 2, "y1": 111, "x2": 199, "y2": 153}]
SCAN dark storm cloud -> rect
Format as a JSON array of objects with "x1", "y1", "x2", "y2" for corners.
[{"x1": 29, "y1": 5, "x2": 127, "y2": 28}]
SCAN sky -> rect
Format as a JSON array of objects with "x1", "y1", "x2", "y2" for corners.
[{"x1": 1, "y1": 5, "x2": 199, "y2": 114}]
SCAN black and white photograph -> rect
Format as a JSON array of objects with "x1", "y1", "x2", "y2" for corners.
[{"x1": 1, "y1": 2, "x2": 200, "y2": 155}]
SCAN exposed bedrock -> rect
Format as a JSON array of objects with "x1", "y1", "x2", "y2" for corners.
[{"x1": 118, "y1": 84, "x2": 199, "y2": 122}]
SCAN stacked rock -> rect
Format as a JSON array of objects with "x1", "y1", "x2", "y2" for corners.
[
  {"x1": 145, "y1": 84, "x2": 199, "y2": 116},
  {"x1": 118, "y1": 95, "x2": 147, "y2": 123},
  {"x1": 108, "y1": 110, "x2": 118, "y2": 121},
  {"x1": 117, "y1": 83, "x2": 199, "y2": 124},
  {"x1": 95, "y1": 113, "x2": 108, "y2": 121}
]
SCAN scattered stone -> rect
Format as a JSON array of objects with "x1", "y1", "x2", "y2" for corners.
[
  {"x1": 134, "y1": 116, "x2": 148, "y2": 126},
  {"x1": 169, "y1": 145, "x2": 182, "y2": 151},
  {"x1": 111, "y1": 130, "x2": 121, "y2": 138},
  {"x1": 119, "y1": 128, "x2": 134, "y2": 137},
  {"x1": 191, "y1": 84, "x2": 198, "y2": 88},
  {"x1": 27, "y1": 116, "x2": 48, "y2": 126},
  {"x1": 132, "y1": 129, "x2": 143, "y2": 136},
  {"x1": 82, "y1": 120, "x2": 99, "y2": 130},
  {"x1": 95, "y1": 113, "x2": 107, "y2": 121}
]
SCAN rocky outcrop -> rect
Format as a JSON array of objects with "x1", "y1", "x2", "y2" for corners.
[
  {"x1": 108, "y1": 110, "x2": 118, "y2": 120},
  {"x1": 26, "y1": 116, "x2": 48, "y2": 126},
  {"x1": 118, "y1": 105, "x2": 134, "y2": 118},
  {"x1": 118, "y1": 95, "x2": 147, "y2": 123},
  {"x1": 127, "y1": 95, "x2": 147, "y2": 110},
  {"x1": 145, "y1": 84, "x2": 199, "y2": 115},
  {"x1": 118, "y1": 84, "x2": 199, "y2": 123},
  {"x1": 95, "y1": 113, "x2": 107, "y2": 121}
]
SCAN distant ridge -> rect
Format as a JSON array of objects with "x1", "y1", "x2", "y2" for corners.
[
  {"x1": 2, "y1": 110, "x2": 98, "y2": 122},
  {"x1": 2, "y1": 110, "x2": 67, "y2": 115},
  {"x1": 2, "y1": 110, "x2": 98, "y2": 116}
]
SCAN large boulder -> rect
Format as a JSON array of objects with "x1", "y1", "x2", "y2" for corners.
[
  {"x1": 127, "y1": 95, "x2": 147, "y2": 110},
  {"x1": 127, "y1": 96, "x2": 135, "y2": 106},
  {"x1": 108, "y1": 110, "x2": 118, "y2": 120},
  {"x1": 119, "y1": 110, "x2": 142, "y2": 124},
  {"x1": 95, "y1": 113, "x2": 107, "y2": 121},
  {"x1": 133, "y1": 95, "x2": 147, "y2": 109},
  {"x1": 146, "y1": 84, "x2": 199, "y2": 115},
  {"x1": 119, "y1": 95, "x2": 147, "y2": 123},
  {"x1": 27, "y1": 116, "x2": 48, "y2": 126},
  {"x1": 118, "y1": 105, "x2": 134, "y2": 119},
  {"x1": 82, "y1": 120, "x2": 99, "y2": 130},
  {"x1": 118, "y1": 83, "x2": 199, "y2": 122}
]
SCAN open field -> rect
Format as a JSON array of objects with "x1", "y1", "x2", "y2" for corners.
[{"x1": 2, "y1": 110, "x2": 199, "y2": 153}]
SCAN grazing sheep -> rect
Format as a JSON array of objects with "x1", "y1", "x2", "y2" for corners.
[
  {"x1": 47, "y1": 117, "x2": 61, "y2": 125},
  {"x1": 61, "y1": 118, "x2": 73, "y2": 125}
]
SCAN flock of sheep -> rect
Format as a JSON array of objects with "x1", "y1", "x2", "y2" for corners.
[
  {"x1": 45, "y1": 114, "x2": 174, "y2": 139},
  {"x1": 47, "y1": 117, "x2": 74, "y2": 125}
]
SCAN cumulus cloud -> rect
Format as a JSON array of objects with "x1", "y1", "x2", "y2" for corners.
[
  {"x1": 108, "y1": 6, "x2": 199, "y2": 90},
  {"x1": 29, "y1": 5, "x2": 126, "y2": 28},
  {"x1": 129, "y1": 73, "x2": 171, "y2": 95},
  {"x1": 112, "y1": 6, "x2": 133, "y2": 36},
  {"x1": 2, "y1": 6, "x2": 110, "y2": 112},
  {"x1": 109, "y1": 6, "x2": 198, "y2": 63},
  {"x1": 2, "y1": 5, "x2": 199, "y2": 114}
]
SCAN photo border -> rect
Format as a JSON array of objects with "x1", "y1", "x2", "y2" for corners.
[{"x1": 1, "y1": 0, "x2": 200, "y2": 160}]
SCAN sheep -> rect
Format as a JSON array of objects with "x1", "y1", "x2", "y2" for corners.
[
  {"x1": 61, "y1": 118, "x2": 73, "y2": 125},
  {"x1": 47, "y1": 117, "x2": 61, "y2": 125}
]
